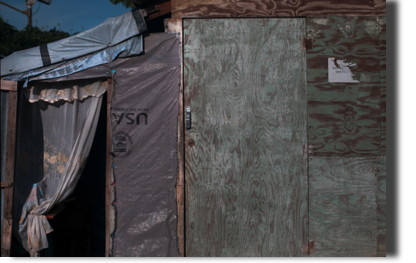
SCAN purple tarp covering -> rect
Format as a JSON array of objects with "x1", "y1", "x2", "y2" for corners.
[{"x1": 36, "y1": 33, "x2": 181, "y2": 256}]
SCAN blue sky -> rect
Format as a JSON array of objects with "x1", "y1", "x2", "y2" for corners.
[{"x1": 0, "y1": 0, "x2": 132, "y2": 33}]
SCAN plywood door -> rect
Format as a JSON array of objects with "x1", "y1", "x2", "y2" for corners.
[{"x1": 183, "y1": 18, "x2": 308, "y2": 257}]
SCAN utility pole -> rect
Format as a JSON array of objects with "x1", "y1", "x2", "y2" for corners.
[
  {"x1": 0, "y1": 0, "x2": 51, "y2": 27},
  {"x1": 27, "y1": 1, "x2": 33, "y2": 27}
]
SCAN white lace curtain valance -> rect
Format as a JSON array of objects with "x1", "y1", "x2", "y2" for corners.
[{"x1": 26, "y1": 79, "x2": 107, "y2": 103}]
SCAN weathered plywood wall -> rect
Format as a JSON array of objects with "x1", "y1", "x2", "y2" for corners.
[
  {"x1": 306, "y1": 16, "x2": 386, "y2": 257},
  {"x1": 184, "y1": 18, "x2": 308, "y2": 256},
  {"x1": 379, "y1": 17, "x2": 386, "y2": 155},
  {"x1": 172, "y1": 0, "x2": 385, "y2": 18},
  {"x1": 169, "y1": 0, "x2": 387, "y2": 257},
  {"x1": 309, "y1": 156, "x2": 385, "y2": 257},
  {"x1": 376, "y1": 156, "x2": 386, "y2": 256},
  {"x1": 306, "y1": 16, "x2": 382, "y2": 156}
]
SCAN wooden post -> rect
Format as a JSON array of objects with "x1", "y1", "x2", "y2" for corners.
[
  {"x1": 167, "y1": 18, "x2": 185, "y2": 257},
  {"x1": 1, "y1": 86, "x2": 18, "y2": 257},
  {"x1": 146, "y1": 1, "x2": 171, "y2": 21},
  {"x1": 27, "y1": 3, "x2": 32, "y2": 28},
  {"x1": 0, "y1": 182, "x2": 13, "y2": 188},
  {"x1": 105, "y1": 78, "x2": 114, "y2": 257},
  {"x1": 1, "y1": 79, "x2": 17, "y2": 91}
]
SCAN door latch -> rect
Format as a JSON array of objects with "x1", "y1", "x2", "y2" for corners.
[{"x1": 186, "y1": 106, "x2": 192, "y2": 130}]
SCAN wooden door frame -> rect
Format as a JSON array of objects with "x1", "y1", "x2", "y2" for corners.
[
  {"x1": 1, "y1": 79, "x2": 19, "y2": 257},
  {"x1": 0, "y1": 78, "x2": 114, "y2": 257},
  {"x1": 105, "y1": 77, "x2": 116, "y2": 257},
  {"x1": 166, "y1": 18, "x2": 185, "y2": 257}
]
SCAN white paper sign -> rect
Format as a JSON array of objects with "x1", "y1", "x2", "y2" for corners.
[{"x1": 328, "y1": 58, "x2": 360, "y2": 83}]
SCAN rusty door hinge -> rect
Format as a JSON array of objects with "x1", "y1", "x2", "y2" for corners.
[
  {"x1": 302, "y1": 240, "x2": 315, "y2": 253},
  {"x1": 302, "y1": 37, "x2": 313, "y2": 50},
  {"x1": 1, "y1": 181, "x2": 13, "y2": 188},
  {"x1": 309, "y1": 241, "x2": 315, "y2": 253}
]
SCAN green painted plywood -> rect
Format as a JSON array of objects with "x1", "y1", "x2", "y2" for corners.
[
  {"x1": 376, "y1": 156, "x2": 386, "y2": 256},
  {"x1": 379, "y1": 17, "x2": 386, "y2": 155},
  {"x1": 307, "y1": 16, "x2": 381, "y2": 156},
  {"x1": 183, "y1": 18, "x2": 308, "y2": 256},
  {"x1": 309, "y1": 156, "x2": 385, "y2": 257}
]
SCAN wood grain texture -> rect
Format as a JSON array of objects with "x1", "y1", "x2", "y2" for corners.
[
  {"x1": 1, "y1": 90, "x2": 17, "y2": 257},
  {"x1": 376, "y1": 156, "x2": 386, "y2": 256},
  {"x1": 184, "y1": 18, "x2": 308, "y2": 256},
  {"x1": 147, "y1": 0, "x2": 171, "y2": 20},
  {"x1": 0, "y1": 79, "x2": 17, "y2": 91},
  {"x1": 1, "y1": 218, "x2": 12, "y2": 257},
  {"x1": 379, "y1": 16, "x2": 386, "y2": 155},
  {"x1": 1, "y1": 182, "x2": 13, "y2": 188},
  {"x1": 374, "y1": 0, "x2": 386, "y2": 16},
  {"x1": 309, "y1": 156, "x2": 384, "y2": 257},
  {"x1": 300, "y1": 0, "x2": 376, "y2": 17},
  {"x1": 307, "y1": 16, "x2": 381, "y2": 156},
  {"x1": 3, "y1": 91, "x2": 18, "y2": 220},
  {"x1": 167, "y1": 18, "x2": 185, "y2": 257},
  {"x1": 105, "y1": 78, "x2": 116, "y2": 257},
  {"x1": 172, "y1": 0, "x2": 378, "y2": 19}
]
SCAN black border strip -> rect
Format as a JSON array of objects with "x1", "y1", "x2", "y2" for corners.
[
  {"x1": 39, "y1": 44, "x2": 51, "y2": 67},
  {"x1": 132, "y1": 9, "x2": 147, "y2": 34}
]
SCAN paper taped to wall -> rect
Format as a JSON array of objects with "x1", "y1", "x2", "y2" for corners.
[{"x1": 328, "y1": 58, "x2": 360, "y2": 83}]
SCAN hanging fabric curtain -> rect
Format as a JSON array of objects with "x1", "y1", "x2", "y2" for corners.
[{"x1": 14, "y1": 79, "x2": 106, "y2": 256}]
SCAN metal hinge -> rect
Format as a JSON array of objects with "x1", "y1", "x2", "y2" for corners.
[
  {"x1": 303, "y1": 240, "x2": 315, "y2": 254},
  {"x1": 309, "y1": 241, "x2": 315, "y2": 253},
  {"x1": 308, "y1": 145, "x2": 314, "y2": 155},
  {"x1": 303, "y1": 145, "x2": 314, "y2": 156}
]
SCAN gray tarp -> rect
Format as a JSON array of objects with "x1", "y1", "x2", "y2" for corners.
[
  {"x1": 4, "y1": 36, "x2": 143, "y2": 83},
  {"x1": 1, "y1": 9, "x2": 146, "y2": 77},
  {"x1": 37, "y1": 33, "x2": 181, "y2": 256},
  {"x1": 13, "y1": 80, "x2": 105, "y2": 256}
]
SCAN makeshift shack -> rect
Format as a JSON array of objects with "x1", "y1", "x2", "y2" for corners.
[
  {"x1": 1, "y1": 0, "x2": 387, "y2": 258},
  {"x1": 1, "y1": 5, "x2": 180, "y2": 257}
]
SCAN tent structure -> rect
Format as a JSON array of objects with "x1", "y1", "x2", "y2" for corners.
[{"x1": 1, "y1": 0, "x2": 387, "y2": 258}]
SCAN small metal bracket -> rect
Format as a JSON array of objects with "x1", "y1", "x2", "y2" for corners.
[
  {"x1": 308, "y1": 145, "x2": 314, "y2": 155},
  {"x1": 303, "y1": 144, "x2": 314, "y2": 156}
]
